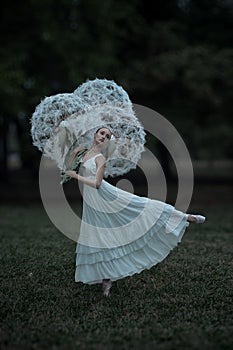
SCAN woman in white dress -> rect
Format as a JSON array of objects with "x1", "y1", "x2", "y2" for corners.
[{"x1": 66, "y1": 127, "x2": 206, "y2": 297}]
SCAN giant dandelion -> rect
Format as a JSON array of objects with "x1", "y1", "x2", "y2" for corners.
[{"x1": 31, "y1": 78, "x2": 146, "y2": 178}]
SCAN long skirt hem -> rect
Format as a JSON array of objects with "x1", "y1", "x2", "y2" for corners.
[{"x1": 75, "y1": 207, "x2": 189, "y2": 285}]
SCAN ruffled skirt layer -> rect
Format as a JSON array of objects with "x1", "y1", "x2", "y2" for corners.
[{"x1": 75, "y1": 180, "x2": 189, "y2": 284}]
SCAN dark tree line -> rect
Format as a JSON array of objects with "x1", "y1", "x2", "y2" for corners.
[{"x1": 0, "y1": 0, "x2": 232, "y2": 180}]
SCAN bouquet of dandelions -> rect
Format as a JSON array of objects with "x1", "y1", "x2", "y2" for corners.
[
  {"x1": 30, "y1": 78, "x2": 146, "y2": 182},
  {"x1": 60, "y1": 144, "x2": 88, "y2": 184}
]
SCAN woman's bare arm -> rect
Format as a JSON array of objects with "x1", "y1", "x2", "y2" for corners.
[{"x1": 65, "y1": 155, "x2": 106, "y2": 189}]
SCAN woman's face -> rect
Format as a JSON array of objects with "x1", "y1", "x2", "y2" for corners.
[{"x1": 94, "y1": 128, "x2": 111, "y2": 145}]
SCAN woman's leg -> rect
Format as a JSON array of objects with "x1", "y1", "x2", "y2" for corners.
[
  {"x1": 187, "y1": 214, "x2": 197, "y2": 222},
  {"x1": 187, "y1": 214, "x2": 206, "y2": 223},
  {"x1": 102, "y1": 278, "x2": 112, "y2": 297}
]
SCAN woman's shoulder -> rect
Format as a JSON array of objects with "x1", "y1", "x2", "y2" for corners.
[{"x1": 95, "y1": 154, "x2": 106, "y2": 163}]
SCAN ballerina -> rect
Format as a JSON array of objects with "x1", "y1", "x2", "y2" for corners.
[{"x1": 66, "y1": 127, "x2": 206, "y2": 297}]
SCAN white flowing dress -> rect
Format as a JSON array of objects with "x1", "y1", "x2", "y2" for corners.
[{"x1": 75, "y1": 154, "x2": 189, "y2": 284}]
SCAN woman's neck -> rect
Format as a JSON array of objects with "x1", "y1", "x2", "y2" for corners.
[{"x1": 89, "y1": 144, "x2": 102, "y2": 153}]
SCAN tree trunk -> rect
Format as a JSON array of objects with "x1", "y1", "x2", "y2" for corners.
[{"x1": 0, "y1": 116, "x2": 9, "y2": 181}]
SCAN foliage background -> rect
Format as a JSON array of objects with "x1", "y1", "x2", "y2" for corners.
[{"x1": 0, "y1": 0, "x2": 232, "y2": 185}]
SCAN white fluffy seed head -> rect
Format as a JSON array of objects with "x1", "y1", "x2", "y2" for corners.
[
  {"x1": 73, "y1": 78, "x2": 132, "y2": 108},
  {"x1": 31, "y1": 93, "x2": 88, "y2": 151},
  {"x1": 31, "y1": 79, "x2": 146, "y2": 177}
]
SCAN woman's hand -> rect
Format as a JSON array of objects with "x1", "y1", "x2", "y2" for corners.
[{"x1": 66, "y1": 170, "x2": 78, "y2": 179}]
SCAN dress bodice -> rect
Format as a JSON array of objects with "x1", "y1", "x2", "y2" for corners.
[{"x1": 79, "y1": 153, "x2": 103, "y2": 178}]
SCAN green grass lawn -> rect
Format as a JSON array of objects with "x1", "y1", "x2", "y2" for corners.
[{"x1": 0, "y1": 187, "x2": 232, "y2": 350}]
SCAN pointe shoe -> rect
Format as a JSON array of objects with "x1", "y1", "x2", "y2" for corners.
[
  {"x1": 103, "y1": 280, "x2": 112, "y2": 297},
  {"x1": 189, "y1": 214, "x2": 206, "y2": 224}
]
